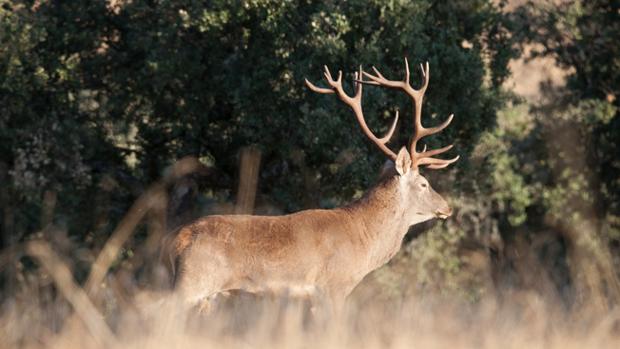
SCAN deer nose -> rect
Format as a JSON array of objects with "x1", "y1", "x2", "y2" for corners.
[{"x1": 435, "y1": 207, "x2": 452, "y2": 219}]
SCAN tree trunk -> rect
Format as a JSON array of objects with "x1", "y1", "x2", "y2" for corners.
[{"x1": 234, "y1": 146, "x2": 262, "y2": 215}]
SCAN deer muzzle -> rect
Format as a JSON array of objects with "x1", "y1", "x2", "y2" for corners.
[{"x1": 435, "y1": 207, "x2": 453, "y2": 220}]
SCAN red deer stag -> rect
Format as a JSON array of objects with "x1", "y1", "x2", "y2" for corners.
[{"x1": 171, "y1": 58, "x2": 458, "y2": 313}]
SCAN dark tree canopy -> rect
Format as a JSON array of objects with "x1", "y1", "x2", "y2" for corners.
[{"x1": 0, "y1": 0, "x2": 516, "y2": 239}]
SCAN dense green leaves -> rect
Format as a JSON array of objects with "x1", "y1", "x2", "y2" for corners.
[
  {"x1": 0, "y1": 0, "x2": 516, "y2": 239},
  {"x1": 513, "y1": 0, "x2": 620, "y2": 232}
]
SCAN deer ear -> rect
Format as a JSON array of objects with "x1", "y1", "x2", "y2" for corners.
[{"x1": 395, "y1": 147, "x2": 412, "y2": 176}]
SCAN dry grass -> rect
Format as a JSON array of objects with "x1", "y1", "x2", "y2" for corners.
[{"x1": 1, "y1": 266, "x2": 620, "y2": 349}]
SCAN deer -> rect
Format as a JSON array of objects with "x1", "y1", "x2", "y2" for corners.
[{"x1": 169, "y1": 58, "x2": 459, "y2": 315}]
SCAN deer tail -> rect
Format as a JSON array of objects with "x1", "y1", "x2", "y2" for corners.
[{"x1": 162, "y1": 226, "x2": 198, "y2": 287}]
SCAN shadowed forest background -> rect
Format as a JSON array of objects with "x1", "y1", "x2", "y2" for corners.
[{"x1": 1, "y1": 0, "x2": 619, "y2": 348}]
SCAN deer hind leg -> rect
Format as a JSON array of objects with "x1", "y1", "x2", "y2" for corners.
[
  {"x1": 193, "y1": 291, "x2": 237, "y2": 316},
  {"x1": 173, "y1": 267, "x2": 232, "y2": 313},
  {"x1": 172, "y1": 245, "x2": 239, "y2": 310}
]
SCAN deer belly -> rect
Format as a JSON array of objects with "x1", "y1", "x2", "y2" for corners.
[
  {"x1": 243, "y1": 281, "x2": 319, "y2": 299},
  {"x1": 238, "y1": 257, "x2": 325, "y2": 297}
]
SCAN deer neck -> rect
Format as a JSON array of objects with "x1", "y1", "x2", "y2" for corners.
[{"x1": 345, "y1": 176, "x2": 417, "y2": 271}]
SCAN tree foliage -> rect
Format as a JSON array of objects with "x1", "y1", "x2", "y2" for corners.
[
  {"x1": 0, "y1": 0, "x2": 517, "y2": 241},
  {"x1": 435, "y1": 0, "x2": 620, "y2": 304}
]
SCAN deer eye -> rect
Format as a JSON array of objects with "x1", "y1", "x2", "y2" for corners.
[{"x1": 420, "y1": 183, "x2": 428, "y2": 188}]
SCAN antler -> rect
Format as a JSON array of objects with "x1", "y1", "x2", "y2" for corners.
[
  {"x1": 305, "y1": 66, "x2": 400, "y2": 161},
  {"x1": 360, "y1": 58, "x2": 459, "y2": 170}
]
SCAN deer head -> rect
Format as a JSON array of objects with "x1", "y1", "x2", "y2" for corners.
[{"x1": 305, "y1": 58, "x2": 458, "y2": 225}]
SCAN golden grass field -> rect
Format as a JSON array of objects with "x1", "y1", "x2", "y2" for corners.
[{"x1": 1, "y1": 231, "x2": 619, "y2": 349}]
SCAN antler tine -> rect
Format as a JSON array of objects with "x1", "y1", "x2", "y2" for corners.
[
  {"x1": 306, "y1": 65, "x2": 399, "y2": 160},
  {"x1": 416, "y1": 113, "x2": 454, "y2": 139},
  {"x1": 305, "y1": 66, "x2": 337, "y2": 94},
  {"x1": 425, "y1": 155, "x2": 460, "y2": 170},
  {"x1": 411, "y1": 61, "x2": 429, "y2": 85},
  {"x1": 419, "y1": 144, "x2": 453, "y2": 158},
  {"x1": 379, "y1": 110, "x2": 399, "y2": 143},
  {"x1": 304, "y1": 78, "x2": 334, "y2": 94},
  {"x1": 361, "y1": 68, "x2": 412, "y2": 91},
  {"x1": 404, "y1": 57, "x2": 410, "y2": 84},
  {"x1": 353, "y1": 66, "x2": 363, "y2": 95}
]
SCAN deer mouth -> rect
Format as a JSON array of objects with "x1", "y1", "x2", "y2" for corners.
[{"x1": 435, "y1": 208, "x2": 452, "y2": 219}]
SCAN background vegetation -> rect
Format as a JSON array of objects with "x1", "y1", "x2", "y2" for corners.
[{"x1": 0, "y1": 0, "x2": 619, "y2": 347}]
